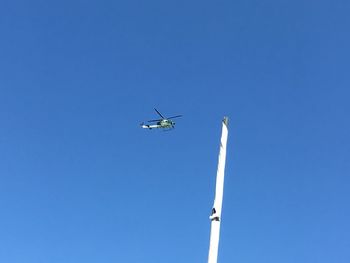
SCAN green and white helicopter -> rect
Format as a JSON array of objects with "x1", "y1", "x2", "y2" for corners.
[{"x1": 141, "y1": 108, "x2": 182, "y2": 130}]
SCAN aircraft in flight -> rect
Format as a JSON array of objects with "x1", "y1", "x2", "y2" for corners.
[{"x1": 141, "y1": 108, "x2": 182, "y2": 130}]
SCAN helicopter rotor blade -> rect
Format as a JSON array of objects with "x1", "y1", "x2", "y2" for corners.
[
  {"x1": 154, "y1": 108, "x2": 165, "y2": 119},
  {"x1": 167, "y1": 115, "x2": 182, "y2": 119},
  {"x1": 147, "y1": 119, "x2": 161, "y2": 123}
]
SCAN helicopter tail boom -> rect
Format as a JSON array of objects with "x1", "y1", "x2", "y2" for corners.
[{"x1": 141, "y1": 123, "x2": 159, "y2": 129}]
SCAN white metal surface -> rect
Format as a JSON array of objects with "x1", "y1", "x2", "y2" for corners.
[
  {"x1": 141, "y1": 124, "x2": 160, "y2": 129},
  {"x1": 208, "y1": 117, "x2": 229, "y2": 263}
]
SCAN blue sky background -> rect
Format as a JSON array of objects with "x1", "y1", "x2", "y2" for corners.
[{"x1": 1, "y1": 0, "x2": 349, "y2": 262}]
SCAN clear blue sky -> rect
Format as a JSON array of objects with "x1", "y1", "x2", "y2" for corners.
[{"x1": 0, "y1": 0, "x2": 349, "y2": 262}]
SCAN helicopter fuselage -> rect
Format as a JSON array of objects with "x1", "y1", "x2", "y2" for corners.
[
  {"x1": 158, "y1": 119, "x2": 174, "y2": 127},
  {"x1": 141, "y1": 119, "x2": 175, "y2": 129}
]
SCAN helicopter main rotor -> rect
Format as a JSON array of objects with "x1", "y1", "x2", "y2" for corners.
[{"x1": 147, "y1": 108, "x2": 182, "y2": 122}]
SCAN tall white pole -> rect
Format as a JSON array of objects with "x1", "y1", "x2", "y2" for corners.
[{"x1": 208, "y1": 117, "x2": 229, "y2": 263}]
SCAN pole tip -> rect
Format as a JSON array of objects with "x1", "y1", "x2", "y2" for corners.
[{"x1": 223, "y1": 116, "x2": 229, "y2": 126}]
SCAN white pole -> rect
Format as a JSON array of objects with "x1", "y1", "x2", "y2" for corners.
[{"x1": 208, "y1": 117, "x2": 229, "y2": 263}]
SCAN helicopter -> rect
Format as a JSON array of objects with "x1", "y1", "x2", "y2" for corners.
[{"x1": 141, "y1": 108, "x2": 182, "y2": 130}]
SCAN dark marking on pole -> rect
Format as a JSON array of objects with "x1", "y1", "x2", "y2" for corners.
[{"x1": 223, "y1": 117, "x2": 229, "y2": 127}]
